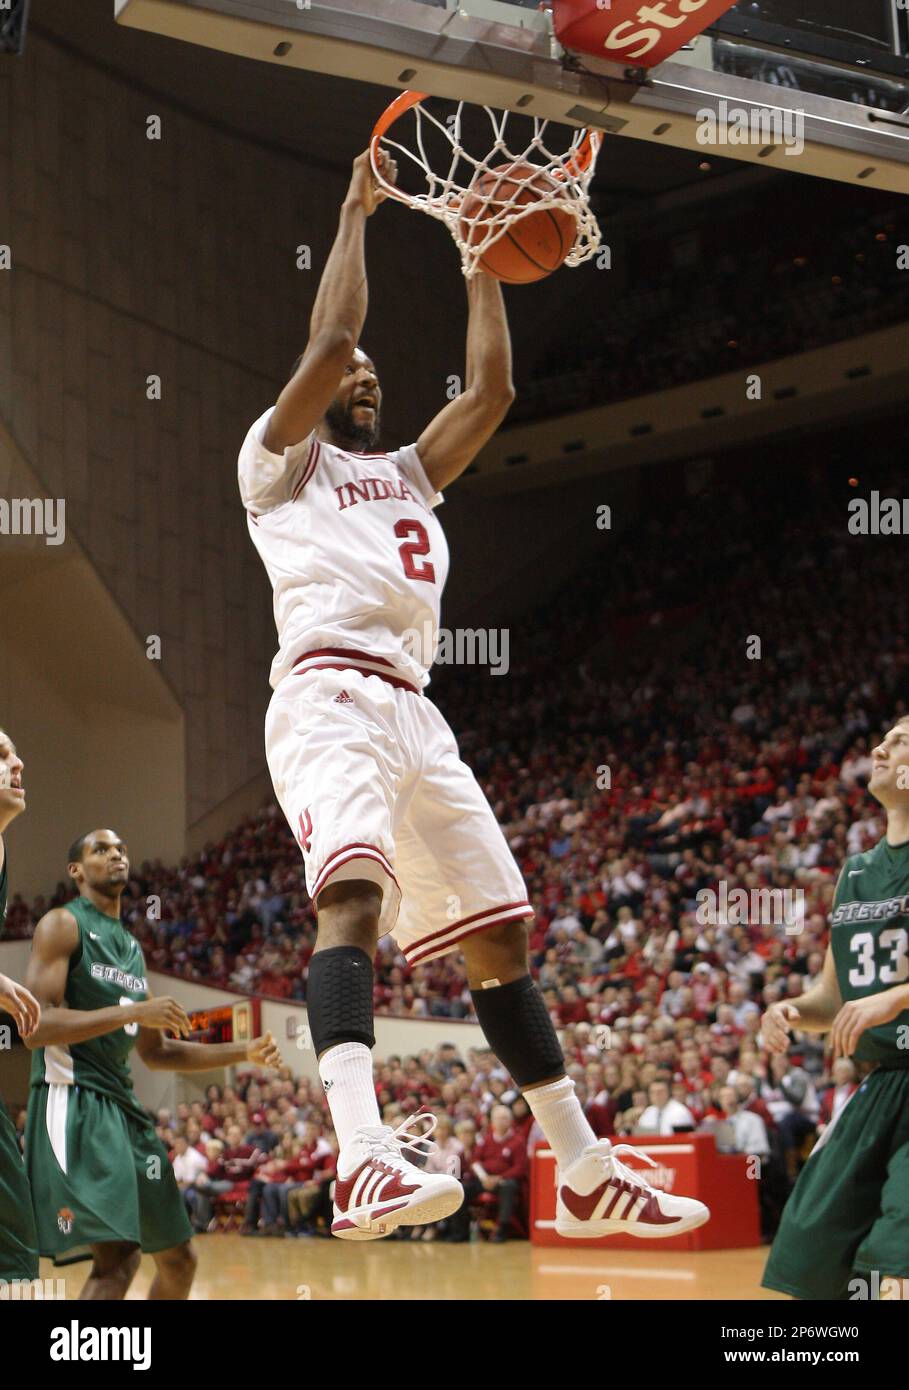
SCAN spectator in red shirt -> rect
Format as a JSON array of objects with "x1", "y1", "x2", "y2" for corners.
[
  {"x1": 215, "y1": 1122, "x2": 266, "y2": 1232},
  {"x1": 734, "y1": 1073, "x2": 776, "y2": 1132},
  {"x1": 677, "y1": 1046, "x2": 714, "y2": 1094},
  {"x1": 690, "y1": 963, "x2": 718, "y2": 1015},
  {"x1": 280, "y1": 1124, "x2": 338, "y2": 1236},
  {"x1": 557, "y1": 984, "x2": 588, "y2": 1026},
  {"x1": 574, "y1": 1080, "x2": 615, "y2": 1138},
  {"x1": 245, "y1": 1132, "x2": 298, "y2": 1232},
  {"x1": 457, "y1": 1104, "x2": 530, "y2": 1244},
  {"x1": 223, "y1": 1123, "x2": 266, "y2": 1180},
  {"x1": 510, "y1": 1095, "x2": 535, "y2": 1147}
]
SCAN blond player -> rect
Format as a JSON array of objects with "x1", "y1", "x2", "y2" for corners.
[{"x1": 762, "y1": 717, "x2": 909, "y2": 1300}]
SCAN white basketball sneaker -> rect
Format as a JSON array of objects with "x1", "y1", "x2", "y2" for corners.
[
  {"x1": 332, "y1": 1113, "x2": 463, "y2": 1241},
  {"x1": 556, "y1": 1140, "x2": 710, "y2": 1239}
]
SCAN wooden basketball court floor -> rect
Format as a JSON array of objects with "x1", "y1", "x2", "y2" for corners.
[{"x1": 42, "y1": 1239, "x2": 785, "y2": 1301}]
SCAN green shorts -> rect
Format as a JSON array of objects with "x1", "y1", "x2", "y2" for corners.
[
  {"x1": 763, "y1": 1066, "x2": 909, "y2": 1300},
  {"x1": 0, "y1": 1098, "x2": 39, "y2": 1282},
  {"x1": 26, "y1": 1083, "x2": 192, "y2": 1265}
]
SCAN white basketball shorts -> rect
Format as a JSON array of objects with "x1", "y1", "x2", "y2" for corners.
[{"x1": 264, "y1": 655, "x2": 532, "y2": 965}]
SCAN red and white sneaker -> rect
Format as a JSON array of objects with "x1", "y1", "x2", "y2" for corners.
[
  {"x1": 332, "y1": 1113, "x2": 463, "y2": 1241},
  {"x1": 556, "y1": 1140, "x2": 710, "y2": 1239}
]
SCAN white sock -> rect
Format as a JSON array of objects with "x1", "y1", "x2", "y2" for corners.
[
  {"x1": 318, "y1": 1042, "x2": 382, "y2": 1151},
  {"x1": 525, "y1": 1076, "x2": 597, "y2": 1171}
]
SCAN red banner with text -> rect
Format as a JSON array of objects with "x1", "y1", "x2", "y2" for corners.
[{"x1": 552, "y1": 0, "x2": 738, "y2": 69}]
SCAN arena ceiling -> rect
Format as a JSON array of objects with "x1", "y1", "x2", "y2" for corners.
[{"x1": 33, "y1": 0, "x2": 773, "y2": 218}]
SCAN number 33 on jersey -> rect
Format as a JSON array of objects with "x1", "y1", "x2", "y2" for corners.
[{"x1": 831, "y1": 839, "x2": 909, "y2": 1064}]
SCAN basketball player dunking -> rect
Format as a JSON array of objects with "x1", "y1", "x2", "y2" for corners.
[
  {"x1": 239, "y1": 150, "x2": 709, "y2": 1240},
  {"x1": 0, "y1": 727, "x2": 41, "y2": 1286},
  {"x1": 23, "y1": 828, "x2": 282, "y2": 1296},
  {"x1": 762, "y1": 717, "x2": 909, "y2": 1300}
]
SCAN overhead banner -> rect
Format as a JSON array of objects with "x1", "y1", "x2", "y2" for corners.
[{"x1": 552, "y1": 0, "x2": 739, "y2": 69}]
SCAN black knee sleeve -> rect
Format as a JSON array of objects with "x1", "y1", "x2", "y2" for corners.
[
  {"x1": 306, "y1": 946, "x2": 375, "y2": 1054},
  {"x1": 470, "y1": 974, "x2": 565, "y2": 1089}
]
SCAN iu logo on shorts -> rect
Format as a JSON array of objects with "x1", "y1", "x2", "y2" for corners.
[{"x1": 297, "y1": 809, "x2": 313, "y2": 853}]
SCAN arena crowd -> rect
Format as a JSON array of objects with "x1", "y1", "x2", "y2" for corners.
[{"x1": 6, "y1": 441, "x2": 904, "y2": 1240}]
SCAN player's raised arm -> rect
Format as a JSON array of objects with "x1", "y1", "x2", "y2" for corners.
[
  {"x1": 263, "y1": 149, "x2": 396, "y2": 457},
  {"x1": 135, "y1": 1012, "x2": 282, "y2": 1072},
  {"x1": 415, "y1": 271, "x2": 515, "y2": 491},
  {"x1": 23, "y1": 908, "x2": 191, "y2": 1049}
]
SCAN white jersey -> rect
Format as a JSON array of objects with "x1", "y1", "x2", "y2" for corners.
[{"x1": 238, "y1": 407, "x2": 450, "y2": 691}]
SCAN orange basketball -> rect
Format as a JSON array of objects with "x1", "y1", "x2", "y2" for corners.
[{"x1": 459, "y1": 162, "x2": 577, "y2": 284}]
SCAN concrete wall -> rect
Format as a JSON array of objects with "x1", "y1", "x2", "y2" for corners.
[
  {"x1": 0, "y1": 19, "x2": 471, "y2": 838},
  {"x1": 0, "y1": 421, "x2": 185, "y2": 896}
]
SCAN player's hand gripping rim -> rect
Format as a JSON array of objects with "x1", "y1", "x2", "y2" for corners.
[{"x1": 348, "y1": 148, "x2": 397, "y2": 217}]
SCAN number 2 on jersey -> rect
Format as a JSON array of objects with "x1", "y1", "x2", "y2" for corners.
[{"x1": 395, "y1": 518, "x2": 435, "y2": 583}]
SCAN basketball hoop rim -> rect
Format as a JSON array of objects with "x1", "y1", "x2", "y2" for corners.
[
  {"x1": 369, "y1": 90, "x2": 431, "y2": 207},
  {"x1": 368, "y1": 90, "x2": 601, "y2": 202}
]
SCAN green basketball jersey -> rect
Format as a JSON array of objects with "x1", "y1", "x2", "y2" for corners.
[
  {"x1": 30, "y1": 895, "x2": 150, "y2": 1120},
  {"x1": 1, "y1": 844, "x2": 9, "y2": 1108},
  {"x1": 830, "y1": 836, "x2": 909, "y2": 1066}
]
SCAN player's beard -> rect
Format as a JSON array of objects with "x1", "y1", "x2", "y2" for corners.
[
  {"x1": 325, "y1": 398, "x2": 381, "y2": 453},
  {"x1": 93, "y1": 868, "x2": 127, "y2": 899}
]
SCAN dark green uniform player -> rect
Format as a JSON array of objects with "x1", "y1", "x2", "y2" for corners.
[
  {"x1": 763, "y1": 833, "x2": 909, "y2": 1299},
  {"x1": 23, "y1": 827, "x2": 279, "y2": 1297},
  {"x1": 0, "y1": 852, "x2": 40, "y2": 1283},
  {"x1": 25, "y1": 892, "x2": 192, "y2": 1264}
]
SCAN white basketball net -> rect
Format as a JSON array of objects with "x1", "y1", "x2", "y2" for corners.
[{"x1": 371, "y1": 97, "x2": 603, "y2": 279}]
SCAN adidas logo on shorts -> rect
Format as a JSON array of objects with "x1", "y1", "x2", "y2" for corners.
[{"x1": 333, "y1": 690, "x2": 354, "y2": 704}]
